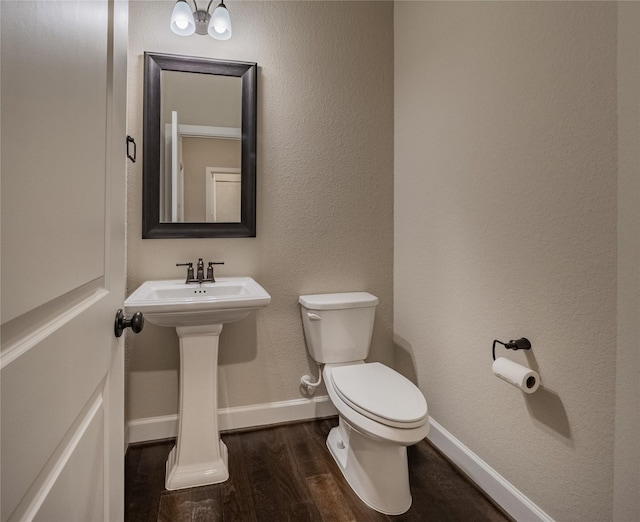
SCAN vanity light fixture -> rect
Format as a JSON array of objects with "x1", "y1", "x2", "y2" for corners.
[{"x1": 170, "y1": 0, "x2": 232, "y2": 40}]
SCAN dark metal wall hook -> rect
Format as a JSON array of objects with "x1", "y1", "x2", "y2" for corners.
[{"x1": 126, "y1": 135, "x2": 137, "y2": 162}]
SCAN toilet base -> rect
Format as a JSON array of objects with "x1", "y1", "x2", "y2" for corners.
[{"x1": 326, "y1": 419, "x2": 412, "y2": 515}]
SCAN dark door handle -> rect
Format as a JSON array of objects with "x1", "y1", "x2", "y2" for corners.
[{"x1": 114, "y1": 309, "x2": 144, "y2": 338}]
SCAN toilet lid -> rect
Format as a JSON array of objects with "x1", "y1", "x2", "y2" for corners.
[{"x1": 330, "y1": 363, "x2": 427, "y2": 428}]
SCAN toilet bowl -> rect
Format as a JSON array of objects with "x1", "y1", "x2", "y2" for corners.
[{"x1": 299, "y1": 292, "x2": 429, "y2": 515}]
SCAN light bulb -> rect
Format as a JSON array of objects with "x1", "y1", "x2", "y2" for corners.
[
  {"x1": 170, "y1": 0, "x2": 195, "y2": 36},
  {"x1": 207, "y1": 2, "x2": 231, "y2": 40}
]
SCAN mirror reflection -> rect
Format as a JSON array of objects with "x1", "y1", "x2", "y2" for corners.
[{"x1": 160, "y1": 71, "x2": 242, "y2": 223}]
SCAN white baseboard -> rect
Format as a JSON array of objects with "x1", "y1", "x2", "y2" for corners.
[
  {"x1": 126, "y1": 414, "x2": 179, "y2": 445},
  {"x1": 427, "y1": 417, "x2": 554, "y2": 522},
  {"x1": 126, "y1": 395, "x2": 337, "y2": 445}
]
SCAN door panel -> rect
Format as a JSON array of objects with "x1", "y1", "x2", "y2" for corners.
[
  {"x1": 0, "y1": 0, "x2": 109, "y2": 323},
  {"x1": 33, "y1": 407, "x2": 105, "y2": 522},
  {"x1": 0, "y1": 1, "x2": 128, "y2": 520},
  {"x1": 2, "y1": 303, "x2": 110, "y2": 519}
]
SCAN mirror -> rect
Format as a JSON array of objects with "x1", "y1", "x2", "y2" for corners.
[{"x1": 143, "y1": 52, "x2": 257, "y2": 238}]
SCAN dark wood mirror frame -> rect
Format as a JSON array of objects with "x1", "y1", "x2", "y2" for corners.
[{"x1": 143, "y1": 52, "x2": 257, "y2": 238}]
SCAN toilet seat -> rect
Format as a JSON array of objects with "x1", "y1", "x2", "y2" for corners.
[{"x1": 330, "y1": 363, "x2": 427, "y2": 429}]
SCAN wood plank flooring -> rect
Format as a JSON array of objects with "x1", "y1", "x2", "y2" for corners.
[{"x1": 125, "y1": 418, "x2": 511, "y2": 522}]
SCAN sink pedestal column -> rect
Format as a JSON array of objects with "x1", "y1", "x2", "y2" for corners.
[{"x1": 165, "y1": 324, "x2": 228, "y2": 490}]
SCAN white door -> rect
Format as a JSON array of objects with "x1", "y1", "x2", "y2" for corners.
[
  {"x1": 206, "y1": 168, "x2": 242, "y2": 222},
  {"x1": 1, "y1": 1, "x2": 128, "y2": 521},
  {"x1": 170, "y1": 111, "x2": 185, "y2": 222}
]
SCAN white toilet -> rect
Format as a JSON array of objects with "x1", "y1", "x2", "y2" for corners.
[{"x1": 299, "y1": 292, "x2": 429, "y2": 515}]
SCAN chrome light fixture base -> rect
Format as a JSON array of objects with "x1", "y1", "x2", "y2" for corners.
[{"x1": 193, "y1": 9, "x2": 211, "y2": 35}]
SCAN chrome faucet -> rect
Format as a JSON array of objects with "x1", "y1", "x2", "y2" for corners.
[{"x1": 176, "y1": 258, "x2": 225, "y2": 283}]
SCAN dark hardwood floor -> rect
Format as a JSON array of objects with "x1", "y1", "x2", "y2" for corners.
[{"x1": 125, "y1": 418, "x2": 511, "y2": 522}]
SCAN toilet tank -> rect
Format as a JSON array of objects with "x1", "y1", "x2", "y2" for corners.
[{"x1": 299, "y1": 292, "x2": 379, "y2": 364}]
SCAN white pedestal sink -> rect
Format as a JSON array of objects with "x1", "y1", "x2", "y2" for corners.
[{"x1": 125, "y1": 277, "x2": 271, "y2": 490}]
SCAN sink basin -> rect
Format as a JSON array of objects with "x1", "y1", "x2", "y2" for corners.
[{"x1": 125, "y1": 277, "x2": 271, "y2": 327}]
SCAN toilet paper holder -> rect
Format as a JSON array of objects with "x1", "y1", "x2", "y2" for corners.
[{"x1": 492, "y1": 338, "x2": 531, "y2": 361}]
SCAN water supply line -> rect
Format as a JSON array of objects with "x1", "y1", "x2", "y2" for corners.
[{"x1": 300, "y1": 364, "x2": 323, "y2": 394}]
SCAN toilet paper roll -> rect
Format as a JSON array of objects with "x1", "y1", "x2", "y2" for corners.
[{"x1": 492, "y1": 357, "x2": 540, "y2": 394}]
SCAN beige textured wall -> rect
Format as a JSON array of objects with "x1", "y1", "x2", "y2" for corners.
[
  {"x1": 614, "y1": 3, "x2": 640, "y2": 520},
  {"x1": 395, "y1": 2, "x2": 622, "y2": 521},
  {"x1": 126, "y1": 2, "x2": 394, "y2": 421},
  {"x1": 162, "y1": 71, "x2": 241, "y2": 127}
]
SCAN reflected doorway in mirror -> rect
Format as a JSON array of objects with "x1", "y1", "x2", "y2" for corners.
[{"x1": 206, "y1": 168, "x2": 241, "y2": 222}]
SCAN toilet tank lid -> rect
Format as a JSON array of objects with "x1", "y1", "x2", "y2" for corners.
[{"x1": 299, "y1": 292, "x2": 378, "y2": 310}]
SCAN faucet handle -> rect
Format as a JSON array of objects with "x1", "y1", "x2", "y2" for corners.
[
  {"x1": 176, "y1": 262, "x2": 194, "y2": 282},
  {"x1": 206, "y1": 261, "x2": 224, "y2": 282}
]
